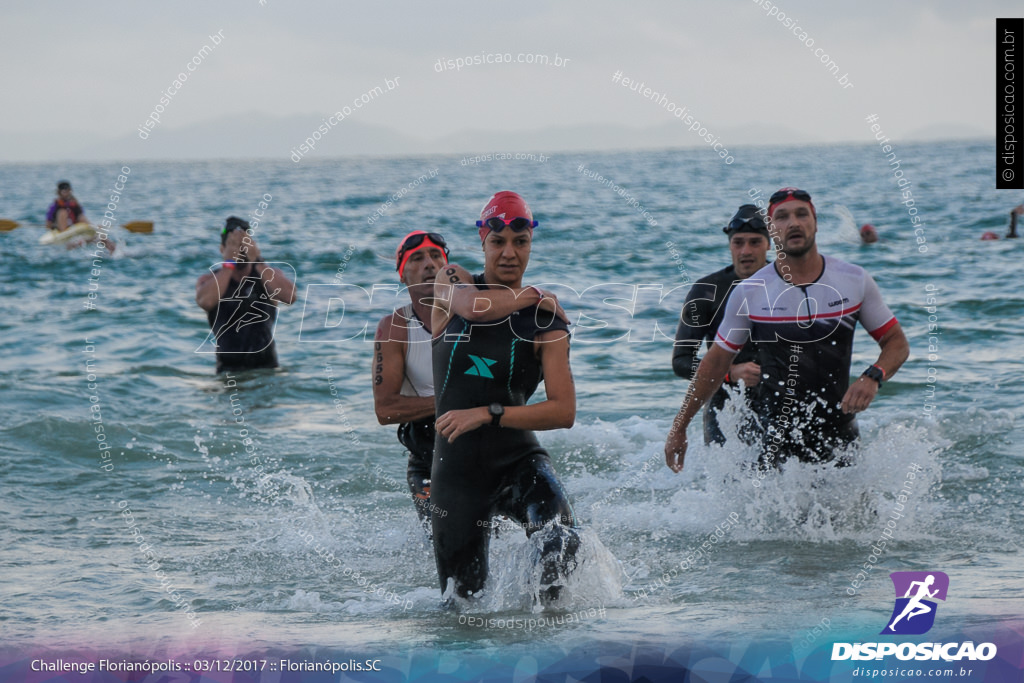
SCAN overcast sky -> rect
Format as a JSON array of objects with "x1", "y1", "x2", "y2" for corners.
[{"x1": 0, "y1": 1, "x2": 1008, "y2": 155}]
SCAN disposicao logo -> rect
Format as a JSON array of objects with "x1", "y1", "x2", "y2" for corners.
[
  {"x1": 831, "y1": 571, "x2": 997, "y2": 662},
  {"x1": 882, "y1": 571, "x2": 948, "y2": 635}
]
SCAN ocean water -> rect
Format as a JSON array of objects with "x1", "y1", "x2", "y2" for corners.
[{"x1": 1, "y1": 141, "x2": 1021, "y2": 677}]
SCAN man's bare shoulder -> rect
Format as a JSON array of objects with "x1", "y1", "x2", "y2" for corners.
[{"x1": 375, "y1": 310, "x2": 409, "y2": 343}]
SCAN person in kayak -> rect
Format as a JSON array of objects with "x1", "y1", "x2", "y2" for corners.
[{"x1": 45, "y1": 181, "x2": 86, "y2": 232}]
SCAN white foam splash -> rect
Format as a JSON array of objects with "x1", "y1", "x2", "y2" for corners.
[{"x1": 562, "y1": 401, "x2": 949, "y2": 545}]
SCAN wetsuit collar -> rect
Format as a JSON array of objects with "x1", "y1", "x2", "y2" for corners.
[{"x1": 478, "y1": 272, "x2": 522, "y2": 290}]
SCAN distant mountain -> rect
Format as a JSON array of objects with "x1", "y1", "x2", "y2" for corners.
[
  {"x1": 0, "y1": 113, "x2": 989, "y2": 162},
  {"x1": 902, "y1": 123, "x2": 989, "y2": 142},
  {"x1": 428, "y1": 123, "x2": 655, "y2": 154},
  {"x1": 427, "y1": 121, "x2": 819, "y2": 154},
  {"x1": 709, "y1": 123, "x2": 822, "y2": 147},
  {"x1": 70, "y1": 111, "x2": 427, "y2": 161}
]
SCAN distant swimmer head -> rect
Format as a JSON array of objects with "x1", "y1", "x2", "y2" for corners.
[
  {"x1": 395, "y1": 230, "x2": 449, "y2": 278},
  {"x1": 221, "y1": 216, "x2": 250, "y2": 244},
  {"x1": 768, "y1": 187, "x2": 816, "y2": 220},
  {"x1": 476, "y1": 191, "x2": 537, "y2": 242},
  {"x1": 723, "y1": 204, "x2": 770, "y2": 237},
  {"x1": 859, "y1": 223, "x2": 879, "y2": 243},
  {"x1": 980, "y1": 231, "x2": 1000, "y2": 241}
]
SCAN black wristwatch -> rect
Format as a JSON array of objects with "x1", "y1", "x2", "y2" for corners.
[
  {"x1": 488, "y1": 403, "x2": 504, "y2": 427},
  {"x1": 861, "y1": 365, "x2": 885, "y2": 387}
]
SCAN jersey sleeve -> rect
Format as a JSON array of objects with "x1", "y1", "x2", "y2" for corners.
[
  {"x1": 859, "y1": 271, "x2": 897, "y2": 340},
  {"x1": 713, "y1": 282, "x2": 753, "y2": 354},
  {"x1": 45, "y1": 202, "x2": 58, "y2": 223}
]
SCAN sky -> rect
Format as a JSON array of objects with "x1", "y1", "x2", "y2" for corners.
[{"x1": 0, "y1": 1, "x2": 1009, "y2": 160}]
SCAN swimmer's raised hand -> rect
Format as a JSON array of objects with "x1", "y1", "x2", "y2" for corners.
[{"x1": 224, "y1": 228, "x2": 261, "y2": 263}]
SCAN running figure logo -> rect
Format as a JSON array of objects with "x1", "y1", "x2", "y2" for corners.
[
  {"x1": 881, "y1": 571, "x2": 949, "y2": 635},
  {"x1": 217, "y1": 275, "x2": 280, "y2": 336}
]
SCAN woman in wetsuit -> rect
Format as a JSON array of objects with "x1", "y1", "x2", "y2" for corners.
[{"x1": 429, "y1": 191, "x2": 579, "y2": 602}]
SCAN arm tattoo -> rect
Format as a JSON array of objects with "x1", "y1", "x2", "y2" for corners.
[{"x1": 374, "y1": 342, "x2": 384, "y2": 385}]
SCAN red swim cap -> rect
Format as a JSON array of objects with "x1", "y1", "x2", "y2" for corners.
[
  {"x1": 395, "y1": 230, "x2": 448, "y2": 277},
  {"x1": 980, "y1": 231, "x2": 999, "y2": 241},
  {"x1": 478, "y1": 191, "x2": 534, "y2": 242},
  {"x1": 768, "y1": 187, "x2": 816, "y2": 219}
]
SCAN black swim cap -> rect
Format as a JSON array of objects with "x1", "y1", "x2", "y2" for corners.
[
  {"x1": 221, "y1": 216, "x2": 251, "y2": 244},
  {"x1": 57, "y1": 181, "x2": 72, "y2": 191},
  {"x1": 723, "y1": 204, "x2": 769, "y2": 237}
]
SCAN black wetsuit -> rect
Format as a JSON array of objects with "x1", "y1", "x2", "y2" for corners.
[
  {"x1": 672, "y1": 265, "x2": 761, "y2": 445},
  {"x1": 206, "y1": 266, "x2": 279, "y2": 374},
  {"x1": 393, "y1": 305, "x2": 436, "y2": 527},
  {"x1": 430, "y1": 275, "x2": 579, "y2": 599},
  {"x1": 398, "y1": 418, "x2": 434, "y2": 523}
]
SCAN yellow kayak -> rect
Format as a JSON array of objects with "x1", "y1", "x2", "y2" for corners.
[{"x1": 39, "y1": 222, "x2": 98, "y2": 245}]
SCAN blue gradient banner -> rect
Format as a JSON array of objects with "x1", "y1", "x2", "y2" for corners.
[{"x1": 3, "y1": 628, "x2": 1022, "y2": 682}]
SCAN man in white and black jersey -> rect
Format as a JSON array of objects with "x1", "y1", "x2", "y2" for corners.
[
  {"x1": 373, "y1": 231, "x2": 450, "y2": 530},
  {"x1": 664, "y1": 188, "x2": 909, "y2": 472}
]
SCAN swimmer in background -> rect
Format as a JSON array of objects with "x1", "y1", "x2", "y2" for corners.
[
  {"x1": 195, "y1": 216, "x2": 297, "y2": 374},
  {"x1": 672, "y1": 204, "x2": 770, "y2": 446},
  {"x1": 1007, "y1": 204, "x2": 1022, "y2": 239},
  {"x1": 859, "y1": 224, "x2": 879, "y2": 243}
]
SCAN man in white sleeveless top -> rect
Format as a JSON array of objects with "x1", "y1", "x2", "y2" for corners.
[{"x1": 373, "y1": 231, "x2": 450, "y2": 533}]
